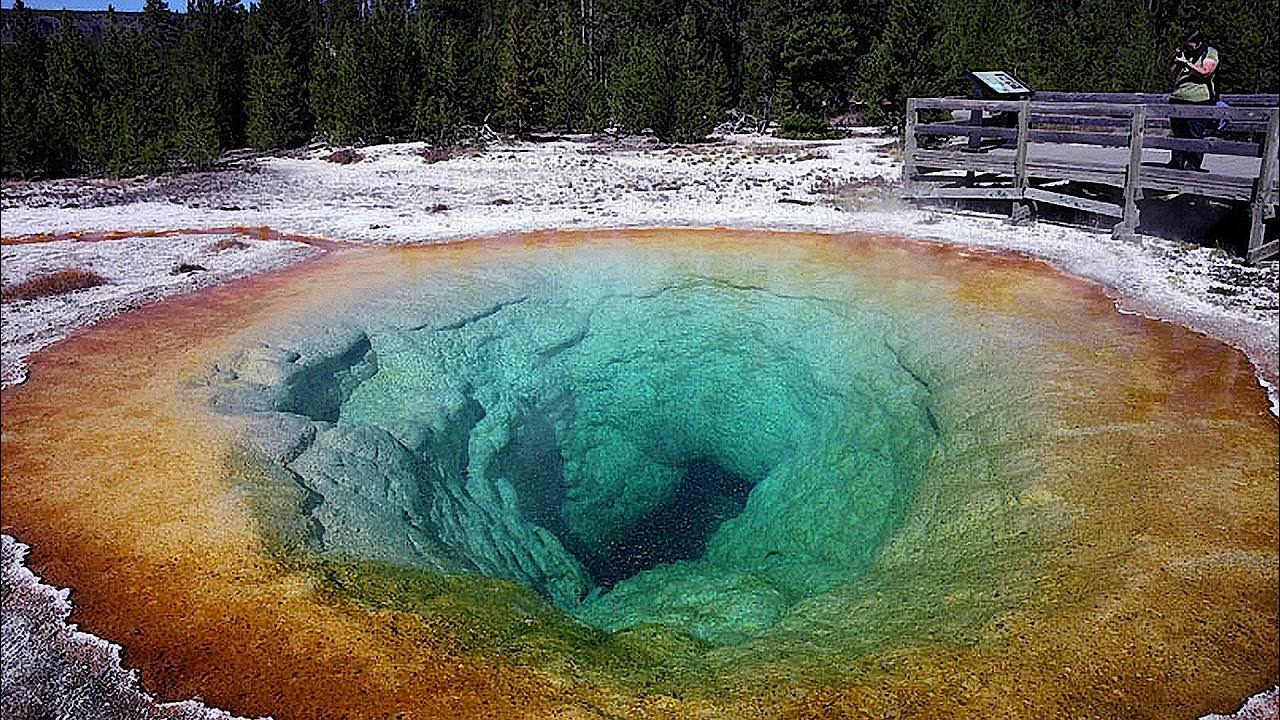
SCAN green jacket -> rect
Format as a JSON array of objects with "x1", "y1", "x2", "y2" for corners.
[{"x1": 1171, "y1": 46, "x2": 1219, "y2": 102}]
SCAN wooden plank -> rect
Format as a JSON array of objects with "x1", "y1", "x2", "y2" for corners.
[
  {"x1": 1010, "y1": 100, "x2": 1033, "y2": 224},
  {"x1": 911, "y1": 149, "x2": 1015, "y2": 175},
  {"x1": 1216, "y1": 121, "x2": 1272, "y2": 133},
  {"x1": 905, "y1": 186, "x2": 1024, "y2": 200},
  {"x1": 1025, "y1": 159, "x2": 1126, "y2": 186},
  {"x1": 1248, "y1": 109, "x2": 1279, "y2": 264},
  {"x1": 909, "y1": 171, "x2": 1009, "y2": 185},
  {"x1": 1025, "y1": 102, "x2": 1136, "y2": 117},
  {"x1": 1145, "y1": 105, "x2": 1272, "y2": 121},
  {"x1": 1220, "y1": 94, "x2": 1280, "y2": 106},
  {"x1": 1117, "y1": 106, "x2": 1146, "y2": 238},
  {"x1": 1143, "y1": 135, "x2": 1262, "y2": 157},
  {"x1": 1013, "y1": 100, "x2": 1031, "y2": 190},
  {"x1": 1032, "y1": 92, "x2": 1168, "y2": 105},
  {"x1": 1247, "y1": 239, "x2": 1278, "y2": 263},
  {"x1": 1218, "y1": 94, "x2": 1280, "y2": 106},
  {"x1": 1028, "y1": 129, "x2": 1131, "y2": 147},
  {"x1": 1028, "y1": 102, "x2": 1265, "y2": 121},
  {"x1": 1033, "y1": 91, "x2": 1279, "y2": 106},
  {"x1": 1271, "y1": 112, "x2": 1280, "y2": 193},
  {"x1": 915, "y1": 99, "x2": 1136, "y2": 116},
  {"x1": 1032, "y1": 116, "x2": 1267, "y2": 132},
  {"x1": 902, "y1": 98, "x2": 919, "y2": 194},
  {"x1": 1139, "y1": 171, "x2": 1256, "y2": 201},
  {"x1": 1031, "y1": 114, "x2": 1138, "y2": 128},
  {"x1": 914, "y1": 97, "x2": 1026, "y2": 112},
  {"x1": 1022, "y1": 101, "x2": 1135, "y2": 117},
  {"x1": 921, "y1": 98, "x2": 1272, "y2": 120},
  {"x1": 1025, "y1": 187, "x2": 1124, "y2": 217},
  {"x1": 1140, "y1": 164, "x2": 1257, "y2": 189},
  {"x1": 914, "y1": 123, "x2": 1018, "y2": 140},
  {"x1": 914, "y1": 95, "x2": 1276, "y2": 116},
  {"x1": 967, "y1": 108, "x2": 984, "y2": 152},
  {"x1": 919, "y1": 125, "x2": 1261, "y2": 155},
  {"x1": 1140, "y1": 181, "x2": 1254, "y2": 202}
]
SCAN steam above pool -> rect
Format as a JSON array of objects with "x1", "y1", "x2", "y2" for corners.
[{"x1": 205, "y1": 260, "x2": 937, "y2": 643}]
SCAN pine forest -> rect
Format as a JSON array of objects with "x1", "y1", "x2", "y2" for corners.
[{"x1": 1, "y1": 0, "x2": 1277, "y2": 178}]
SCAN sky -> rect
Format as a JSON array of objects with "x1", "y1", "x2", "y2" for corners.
[{"x1": 1, "y1": 0, "x2": 164, "y2": 10}]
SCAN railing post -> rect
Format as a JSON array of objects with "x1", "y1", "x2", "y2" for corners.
[
  {"x1": 1247, "y1": 107, "x2": 1279, "y2": 263},
  {"x1": 1010, "y1": 99, "x2": 1033, "y2": 224},
  {"x1": 903, "y1": 98, "x2": 919, "y2": 196},
  {"x1": 967, "y1": 108, "x2": 983, "y2": 151},
  {"x1": 964, "y1": 107, "x2": 983, "y2": 186},
  {"x1": 1115, "y1": 105, "x2": 1146, "y2": 240}
]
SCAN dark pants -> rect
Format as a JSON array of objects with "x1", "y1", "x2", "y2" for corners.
[{"x1": 1169, "y1": 98, "x2": 1214, "y2": 170}]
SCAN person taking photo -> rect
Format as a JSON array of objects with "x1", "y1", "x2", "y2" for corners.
[{"x1": 1166, "y1": 30, "x2": 1219, "y2": 172}]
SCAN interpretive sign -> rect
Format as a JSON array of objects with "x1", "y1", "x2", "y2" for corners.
[{"x1": 967, "y1": 71, "x2": 1032, "y2": 98}]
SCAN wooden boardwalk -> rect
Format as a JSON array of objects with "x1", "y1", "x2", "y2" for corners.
[{"x1": 902, "y1": 93, "x2": 1279, "y2": 263}]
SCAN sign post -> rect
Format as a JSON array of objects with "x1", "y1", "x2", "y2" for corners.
[{"x1": 964, "y1": 70, "x2": 1033, "y2": 151}]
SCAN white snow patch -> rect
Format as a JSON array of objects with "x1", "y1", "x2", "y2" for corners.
[
  {"x1": 1202, "y1": 688, "x2": 1279, "y2": 720},
  {"x1": 1, "y1": 233, "x2": 318, "y2": 388},
  {"x1": 0, "y1": 135, "x2": 900, "y2": 242}
]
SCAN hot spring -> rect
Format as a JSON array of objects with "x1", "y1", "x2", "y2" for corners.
[
  {"x1": 1, "y1": 229, "x2": 1275, "y2": 719},
  {"x1": 207, "y1": 260, "x2": 939, "y2": 645}
]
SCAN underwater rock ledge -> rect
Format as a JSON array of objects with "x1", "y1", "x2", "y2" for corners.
[{"x1": 200, "y1": 273, "x2": 939, "y2": 644}]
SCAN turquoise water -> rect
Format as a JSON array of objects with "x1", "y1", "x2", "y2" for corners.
[{"x1": 211, "y1": 265, "x2": 938, "y2": 645}]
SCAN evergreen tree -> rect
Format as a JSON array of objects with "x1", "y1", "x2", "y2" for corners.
[
  {"x1": 170, "y1": 2, "x2": 228, "y2": 167},
  {"x1": 496, "y1": 4, "x2": 540, "y2": 136},
  {"x1": 1170, "y1": 0, "x2": 1269, "y2": 93},
  {"x1": 40, "y1": 15, "x2": 99, "y2": 175},
  {"x1": 1075, "y1": 0, "x2": 1155, "y2": 91},
  {"x1": 182, "y1": 0, "x2": 249, "y2": 151},
  {"x1": 1025, "y1": 0, "x2": 1088, "y2": 90},
  {"x1": 0, "y1": 0, "x2": 49, "y2": 177},
  {"x1": 667, "y1": 8, "x2": 720, "y2": 142},
  {"x1": 859, "y1": 0, "x2": 948, "y2": 128},
  {"x1": 3, "y1": 0, "x2": 1278, "y2": 177},
  {"x1": 1263, "y1": 0, "x2": 1280, "y2": 93},
  {"x1": 413, "y1": 15, "x2": 465, "y2": 145},
  {"x1": 609, "y1": 30, "x2": 667, "y2": 134},
  {"x1": 941, "y1": 0, "x2": 1035, "y2": 90},
  {"x1": 95, "y1": 15, "x2": 152, "y2": 174},
  {"x1": 128, "y1": 4, "x2": 174, "y2": 171},
  {"x1": 309, "y1": 0, "x2": 372, "y2": 144},
  {"x1": 546, "y1": 9, "x2": 605, "y2": 132},
  {"x1": 696, "y1": 0, "x2": 752, "y2": 110},
  {"x1": 308, "y1": 25, "x2": 343, "y2": 142},
  {"x1": 248, "y1": 40, "x2": 311, "y2": 148},
  {"x1": 246, "y1": 0, "x2": 313, "y2": 149},
  {"x1": 739, "y1": 0, "x2": 788, "y2": 128},
  {"x1": 142, "y1": 0, "x2": 178, "y2": 49},
  {"x1": 545, "y1": 12, "x2": 583, "y2": 132},
  {"x1": 776, "y1": 0, "x2": 853, "y2": 137},
  {"x1": 326, "y1": 30, "x2": 372, "y2": 144},
  {"x1": 365, "y1": 0, "x2": 417, "y2": 140}
]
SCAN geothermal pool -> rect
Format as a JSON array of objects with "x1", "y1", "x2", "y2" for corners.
[{"x1": 1, "y1": 229, "x2": 1276, "y2": 719}]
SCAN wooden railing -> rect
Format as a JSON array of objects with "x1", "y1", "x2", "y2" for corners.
[{"x1": 902, "y1": 95, "x2": 1279, "y2": 262}]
